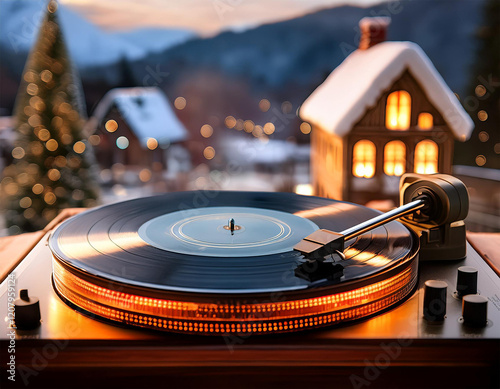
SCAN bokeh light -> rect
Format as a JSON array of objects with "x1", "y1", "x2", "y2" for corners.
[
  {"x1": 12, "y1": 147, "x2": 25, "y2": 159},
  {"x1": 478, "y1": 131, "x2": 489, "y2": 142},
  {"x1": 225, "y1": 116, "x2": 236, "y2": 128},
  {"x1": 73, "y1": 141, "x2": 86, "y2": 154},
  {"x1": 263, "y1": 122, "x2": 275, "y2": 135},
  {"x1": 45, "y1": 139, "x2": 58, "y2": 151},
  {"x1": 139, "y1": 169, "x2": 152, "y2": 182},
  {"x1": 200, "y1": 124, "x2": 213, "y2": 138},
  {"x1": 475, "y1": 155, "x2": 486, "y2": 166},
  {"x1": 174, "y1": 97, "x2": 186, "y2": 110},
  {"x1": 203, "y1": 146, "x2": 215, "y2": 160},
  {"x1": 259, "y1": 99, "x2": 271, "y2": 112},
  {"x1": 116, "y1": 136, "x2": 129, "y2": 149},
  {"x1": 146, "y1": 138, "x2": 158, "y2": 150},
  {"x1": 477, "y1": 110, "x2": 488, "y2": 121},
  {"x1": 105, "y1": 119, "x2": 118, "y2": 132},
  {"x1": 475, "y1": 85, "x2": 486, "y2": 97},
  {"x1": 300, "y1": 122, "x2": 312, "y2": 134}
]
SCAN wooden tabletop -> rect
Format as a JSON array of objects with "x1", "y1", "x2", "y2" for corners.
[
  {"x1": 0, "y1": 208, "x2": 84, "y2": 281},
  {"x1": 467, "y1": 232, "x2": 500, "y2": 276}
]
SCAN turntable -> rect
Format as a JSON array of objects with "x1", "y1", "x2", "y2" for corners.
[{"x1": 1, "y1": 174, "x2": 499, "y2": 388}]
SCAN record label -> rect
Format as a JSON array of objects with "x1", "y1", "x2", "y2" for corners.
[{"x1": 137, "y1": 206, "x2": 319, "y2": 257}]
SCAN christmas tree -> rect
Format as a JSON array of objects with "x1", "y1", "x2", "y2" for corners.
[{"x1": 1, "y1": 0, "x2": 99, "y2": 233}]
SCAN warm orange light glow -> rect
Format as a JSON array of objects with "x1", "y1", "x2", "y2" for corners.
[
  {"x1": 200, "y1": 124, "x2": 213, "y2": 138},
  {"x1": 243, "y1": 120, "x2": 254, "y2": 133},
  {"x1": 353, "y1": 140, "x2": 376, "y2": 178},
  {"x1": 44, "y1": 192, "x2": 56, "y2": 205},
  {"x1": 105, "y1": 119, "x2": 118, "y2": 132},
  {"x1": 73, "y1": 141, "x2": 86, "y2": 154},
  {"x1": 52, "y1": 256, "x2": 417, "y2": 335},
  {"x1": 259, "y1": 99, "x2": 271, "y2": 112},
  {"x1": 139, "y1": 169, "x2": 152, "y2": 182},
  {"x1": 414, "y1": 140, "x2": 438, "y2": 174},
  {"x1": 19, "y1": 197, "x2": 32, "y2": 209},
  {"x1": 384, "y1": 141, "x2": 406, "y2": 176},
  {"x1": 386, "y1": 91, "x2": 411, "y2": 130},
  {"x1": 12, "y1": 147, "x2": 25, "y2": 159},
  {"x1": 418, "y1": 112, "x2": 433, "y2": 130},
  {"x1": 475, "y1": 155, "x2": 486, "y2": 166},
  {"x1": 203, "y1": 146, "x2": 215, "y2": 160},
  {"x1": 225, "y1": 116, "x2": 236, "y2": 129},
  {"x1": 146, "y1": 138, "x2": 158, "y2": 150},
  {"x1": 174, "y1": 97, "x2": 186, "y2": 110},
  {"x1": 300, "y1": 122, "x2": 312, "y2": 134},
  {"x1": 294, "y1": 184, "x2": 313, "y2": 196},
  {"x1": 45, "y1": 139, "x2": 58, "y2": 151},
  {"x1": 47, "y1": 168, "x2": 61, "y2": 181},
  {"x1": 32, "y1": 183, "x2": 44, "y2": 195},
  {"x1": 263, "y1": 122, "x2": 275, "y2": 135},
  {"x1": 37, "y1": 128, "x2": 50, "y2": 141}
]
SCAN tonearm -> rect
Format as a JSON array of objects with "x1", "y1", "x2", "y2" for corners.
[{"x1": 294, "y1": 173, "x2": 469, "y2": 281}]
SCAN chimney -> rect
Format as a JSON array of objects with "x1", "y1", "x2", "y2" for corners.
[{"x1": 358, "y1": 17, "x2": 391, "y2": 50}]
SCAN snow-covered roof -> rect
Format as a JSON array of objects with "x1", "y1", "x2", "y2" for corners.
[
  {"x1": 300, "y1": 41, "x2": 474, "y2": 141},
  {"x1": 0, "y1": 116, "x2": 15, "y2": 144},
  {"x1": 88, "y1": 87, "x2": 188, "y2": 146}
]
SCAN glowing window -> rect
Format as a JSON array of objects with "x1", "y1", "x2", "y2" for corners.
[
  {"x1": 353, "y1": 140, "x2": 376, "y2": 178},
  {"x1": 384, "y1": 141, "x2": 406, "y2": 176},
  {"x1": 418, "y1": 113, "x2": 433, "y2": 130},
  {"x1": 386, "y1": 91, "x2": 411, "y2": 130},
  {"x1": 414, "y1": 140, "x2": 438, "y2": 174}
]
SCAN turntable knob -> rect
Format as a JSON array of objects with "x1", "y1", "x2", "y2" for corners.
[
  {"x1": 462, "y1": 295, "x2": 488, "y2": 327},
  {"x1": 14, "y1": 289, "x2": 41, "y2": 330},
  {"x1": 456, "y1": 266, "x2": 478, "y2": 298},
  {"x1": 423, "y1": 280, "x2": 447, "y2": 322}
]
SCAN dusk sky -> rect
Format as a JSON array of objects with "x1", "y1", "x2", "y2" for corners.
[{"x1": 60, "y1": 0, "x2": 385, "y2": 35}]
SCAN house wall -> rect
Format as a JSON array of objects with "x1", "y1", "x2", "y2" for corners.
[{"x1": 311, "y1": 126, "x2": 344, "y2": 200}]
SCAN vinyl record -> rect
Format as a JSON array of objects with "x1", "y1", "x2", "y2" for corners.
[{"x1": 50, "y1": 191, "x2": 416, "y2": 296}]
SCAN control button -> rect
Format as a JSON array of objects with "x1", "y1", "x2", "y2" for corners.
[
  {"x1": 423, "y1": 280, "x2": 447, "y2": 322},
  {"x1": 14, "y1": 289, "x2": 41, "y2": 330},
  {"x1": 462, "y1": 295, "x2": 488, "y2": 327},
  {"x1": 456, "y1": 266, "x2": 478, "y2": 298}
]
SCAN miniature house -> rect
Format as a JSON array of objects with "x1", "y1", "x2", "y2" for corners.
[
  {"x1": 300, "y1": 17, "x2": 474, "y2": 205},
  {"x1": 86, "y1": 87, "x2": 188, "y2": 169}
]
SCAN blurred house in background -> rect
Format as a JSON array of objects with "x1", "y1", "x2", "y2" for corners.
[
  {"x1": 86, "y1": 87, "x2": 189, "y2": 172},
  {"x1": 301, "y1": 17, "x2": 474, "y2": 206},
  {"x1": 0, "y1": 116, "x2": 14, "y2": 174}
]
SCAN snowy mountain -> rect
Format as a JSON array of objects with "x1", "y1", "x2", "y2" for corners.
[
  {"x1": 141, "y1": 0, "x2": 483, "y2": 95},
  {"x1": 0, "y1": 0, "x2": 195, "y2": 68},
  {"x1": 0, "y1": 0, "x2": 486, "y2": 117},
  {"x1": 111, "y1": 28, "x2": 195, "y2": 55}
]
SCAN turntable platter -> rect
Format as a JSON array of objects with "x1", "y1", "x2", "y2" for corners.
[{"x1": 49, "y1": 191, "x2": 419, "y2": 334}]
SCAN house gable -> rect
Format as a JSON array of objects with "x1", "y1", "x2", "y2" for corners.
[
  {"x1": 300, "y1": 42, "x2": 473, "y2": 141},
  {"x1": 354, "y1": 69, "x2": 448, "y2": 130}
]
